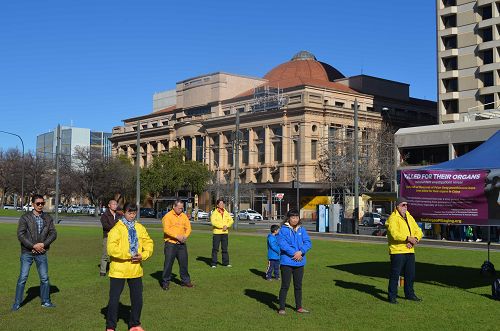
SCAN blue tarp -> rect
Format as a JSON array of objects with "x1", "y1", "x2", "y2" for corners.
[{"x1": 426, "y1": 130, "x2": 500, "y2": 170}]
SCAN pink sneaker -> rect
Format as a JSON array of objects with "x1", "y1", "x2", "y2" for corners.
[{"x1": 129, "y1": 326, "x2": 145, "y2": 331}]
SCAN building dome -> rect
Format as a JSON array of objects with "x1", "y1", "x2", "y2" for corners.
[{"x1": 263, "y1": 51, "x2": 345, "y2": 88}]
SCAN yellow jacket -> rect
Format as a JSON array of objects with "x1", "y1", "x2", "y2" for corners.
[
  {"x1": 107, "y1": 220, "x2": 154, "y2": 278},
  {"x1": 385, "y1": 209, "x2": 423, "y2": 255},
  {"x1": 162, "y1": 210, "x2": 191, "y2": 244},
  {"x1": 210, "y1": 208, "x2": 234, "y2": 234}
]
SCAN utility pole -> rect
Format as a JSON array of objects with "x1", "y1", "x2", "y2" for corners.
[
  {"x1": 234, "y1": 108, "x2": 240, "y2": 230},
  {"x1": 354, "y1": 99, "x2": 359, "y2": 234},
  {"x1": 296, "y1": 135, "x2": 300, "y2": 212},
  {"x1": 55, "y1": 124, "x2": 61, "y2": 223},
  {"x1": 136, "y1": 120, "x2": 141, "y2": 221}
]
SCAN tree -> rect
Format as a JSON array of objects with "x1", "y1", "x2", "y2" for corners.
[
  {"x1": 72, "y1": 147, "x2": 135, "y2": 211},
  {"x1": 141, "y1": 147, "x2": 211, "y2": 205},
  {"x1": 317, "y1": 123, "x2": 395, "y2": 197}
]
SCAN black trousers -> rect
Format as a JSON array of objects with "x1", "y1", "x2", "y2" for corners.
[
  {"x1": 212, "y1": 234, "x2": 229, "y2": 266},
  {"x1": 279, "y1": 265, "x2": 304, "y2": 310},
  {"x1": 388, "y1": 253, "x2": 416, "y2": 300},
  {"x1": 266, "y1": 260, "x2": 280, "y2": 279},
  {"x1": 162, "y1": 242, "x2": 190, "y2": 285},
  {"x1": 106, "y1": 277, "x2": 143, "y2": 329}
]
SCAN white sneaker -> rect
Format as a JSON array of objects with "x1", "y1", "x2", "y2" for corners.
[
  {"x1": 211, "y1": 265, "x2": 216, "y2": 268},
  {"x1": 476, "y1": 238, "x2": 483, "y2": 242},
  {"x1": 225, "y1": 264, "x2": 232, "y2": 268}
]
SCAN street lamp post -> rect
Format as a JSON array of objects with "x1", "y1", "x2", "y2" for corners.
[{"x1": 0, "y1": 130, "x2": 25, "y2": 209}]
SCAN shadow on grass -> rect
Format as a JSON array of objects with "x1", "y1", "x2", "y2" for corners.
[
  {"x1": 21, "y1": 285, "x2": 60, "y2": 306},
  {"x1": 329, "y1": 262, "x2": 494, "y2": 289},
  {"x1": 100, "y1": 303, "x2": 131, "y2": 326},
  {"x1": 334, "y1": 280, "x2": 387, "y2": 302},
  {"x1": 244, "y1": 289, "x2": 294, "y2": 310},
  {"x1": 249, "y1": 268, "x2": 267, "y2": 280},
  {"x1": 150, "y1": 271, "x2": 181, "y2": 286},
  {"x1": 196, "y1": 256, "x2": 215, "y2": 267}
]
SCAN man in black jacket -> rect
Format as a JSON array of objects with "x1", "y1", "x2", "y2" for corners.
[
  {"x1": 12, "y1": 194, "x2": 57, "y2": 311},
  {"x1": 99, "y1": 199, "x2": 119, "y2": 276}
]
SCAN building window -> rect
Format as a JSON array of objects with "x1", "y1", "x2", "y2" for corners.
[
  {"x1": 293, "y1": 140, "x2": 299, "y2": 162},
  {"x1": 184, "y1": 137, "x2": 192, "y2": 160},
  {"x1": 311, "y1": 140, "x2": 317, "y2": 160},
  {"x1": 227, "y1": 146, "x2": 233, "y2": 166},
  {"x1": 442, "y1": 35, "x2": 457, "y2": 50},
  {"x1": 480, "y1": 49, "x2": 494, "y2": 65},
  {"x1": 196, "y1": 136, "x2": 204, "y2": 162},
  {"x1": 480, "y1": 27, "x2": 493, "y2": 42},
  {"x1": 443, "y1": 99, "x2": 458, "y2": 114},
  {"x1": 443, "y1": 78, "x2": 458, "y2": 92},
  {"x1": 479, "y1": 4, "x2": 492, "y2": 20},
  {"x1": 442, "y1": 0, "x2": 456, "y2": 7},
  {"x1": 442, "y1": 56, "x2": 457, "y2": 71},
  {"x1": 273, "y1": 142, "x2": 282, "y2": 162},
  {"x1": 335, "y1": 101, "x2": 345, "y2": 108},
  {"x1": 257, "y1": 144, "x2": 265, "y2": 164},
  {"x1": 482, "y1": 94, "x2": 495, "y2": 109},
  {"x1": 271, "y1": 126, "x2": 282, "y2": 137},
  {"x1": 441, "y1": 14, "x2": 456, "y2": 29},
  {"x1": 482, "y1": 71, "x2": 494, "y2": 87},
  {"x1": 366, "y1": 106, "x2": 374, "y2": 112}
]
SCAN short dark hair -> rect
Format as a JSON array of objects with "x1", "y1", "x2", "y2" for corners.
[
  {"x1": 270, "y1": 224, "x2": 280, "y2": 233},
  {"x1": 123, "y1": 202, "x2": 138, "y2": 213},
  {"x1": 173, "y1": 199, "x2": 184, "y2": 208},
  {"x1": 282, "y1": 209, "x2": 301, "y2": 225},
  {"x1": 216, "y1": 198, "x2": 224, "y2": 205},
  {"x1": 31, "y1": 194, "x2": 44, "y2": 203}
]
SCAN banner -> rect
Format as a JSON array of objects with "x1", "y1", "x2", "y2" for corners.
[{"x1": 400, "y1": 169, "x2": 499, "y2": 225}]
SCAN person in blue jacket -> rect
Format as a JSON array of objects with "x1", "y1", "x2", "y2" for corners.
[
  {"x1": 266, "y1": 225, "x2": 280, "y2": 280},
  {"x1": 276, "y1": 209, "x2": 312, "y2": 315}
]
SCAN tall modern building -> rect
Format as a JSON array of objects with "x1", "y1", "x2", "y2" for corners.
[
  {"x1": 395, "y1": 0, "x2": 500, "y2": 173},
  {"x1": 437, "y1": 0, "x2": 500, "y2": 122},
  {"x1": 36, "y1": 127, "x2": 112, "y2": 160}
]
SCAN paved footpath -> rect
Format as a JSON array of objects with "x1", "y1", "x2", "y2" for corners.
[{"x1": 1, "y1": 216, "x2": 498, "y2": 252}]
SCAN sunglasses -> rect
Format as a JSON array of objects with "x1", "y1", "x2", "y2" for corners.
[
  {"x1": 400, "y1": 203, "x2": 408, "y2": 207},
  {"x1": 35, "y1": 202, "x2": 45, "y2": 206}
]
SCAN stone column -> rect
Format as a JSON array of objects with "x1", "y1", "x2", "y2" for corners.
[{"x1": 262, "y1": 126, "x2": 271, "y2": 182}]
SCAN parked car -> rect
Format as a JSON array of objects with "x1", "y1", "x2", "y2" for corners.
[
  {"x1": 23, "y1": 204, "x2": 34, "y2": 212},
  {"x1": 140, "y1": 208, "x2": 156, "y2": 218},
  {"x1": 53, "y1": 204, "x2": 66, "y2": 213},
  {"x1": 361, "y1": 212, "x2": 386, "y2": 226},
  {"x1": 238, "y1": 209, "x2": 263, "y2": 221},
  {"x1": 67, "y1": 205, "x2": 82, "y2": 213},
  {"x1": 87, "y1": 206, "x2": 96, "y2": 215},
  {"x1": 191, "y1": 210, "x2": 209, "y2": 220},
  {"x1": 3, "y1": 204, "x2": 17, "y2": 210}
]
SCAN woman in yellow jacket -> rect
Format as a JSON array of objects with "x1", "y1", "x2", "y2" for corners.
[
  {"x1": 210, "y1": 198, "x2": 234, "y2": 268},
  {"x1": 386, "y1": 197, "x2": 423, "y2": 304},
  {"x1": 106, "y1": 203, "x2": 153, "y2": 331}
]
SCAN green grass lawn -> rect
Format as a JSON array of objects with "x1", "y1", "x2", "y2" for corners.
[{"x1": 0, "y1": 223, "x2": 499, "y2": 331}]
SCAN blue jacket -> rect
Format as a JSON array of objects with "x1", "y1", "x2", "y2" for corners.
[
  {"x1": 267, "y1": 233, "x2": 280, "y2": 260},
  {"x1": 277, "y1": 223, "x2": 312, "y2": 267}
]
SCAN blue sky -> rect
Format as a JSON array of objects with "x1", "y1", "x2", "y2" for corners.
[{"x1": 0, "y1": 0, "x2": 436, "y2": 151}]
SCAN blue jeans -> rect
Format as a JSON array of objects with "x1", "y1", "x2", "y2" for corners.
[{"x1": 14, "y1": 253, "x2": 51, "y2": 306}]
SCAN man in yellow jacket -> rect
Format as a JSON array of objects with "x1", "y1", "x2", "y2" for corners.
[
  {"x1": 210, "y1": 198, "x2": 234, "y2": 268},
  {"x1": 386, "y1": 197, "x2": 423, "y2": 304},
  {"x1": 106, "y1": 202, "x2": 153, "y2": 331},
  {"x1": 161, "y1": 199, "x2": 193, "y2": 290}
]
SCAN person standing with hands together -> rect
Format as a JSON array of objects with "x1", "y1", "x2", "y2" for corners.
[
  {"x1": 12, "y1": 194, "x2": 57, "y2": 311},
  {"x1": 386, "y1": 197, "x2": 423, "y2": 304},
  {"x1": 160, "y1": 199, "x2": 194, "y2": 290},
  {"x1": 105, "y1": 203, "x2": 153, "y2": 331},
  {"x1": 210, "y1": 198, "x2": 234, "y2": 268},
  {"x1": 277, "y1": 210, "x2": 311, "y2": 315}
]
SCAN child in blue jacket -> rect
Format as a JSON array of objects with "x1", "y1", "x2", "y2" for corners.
[
  {"x1": 266, "y1": 225, "x2": 280, "y2": 280},
  {"x1": 277, "y1": 209, "x2": 312, "y2": 315}
]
